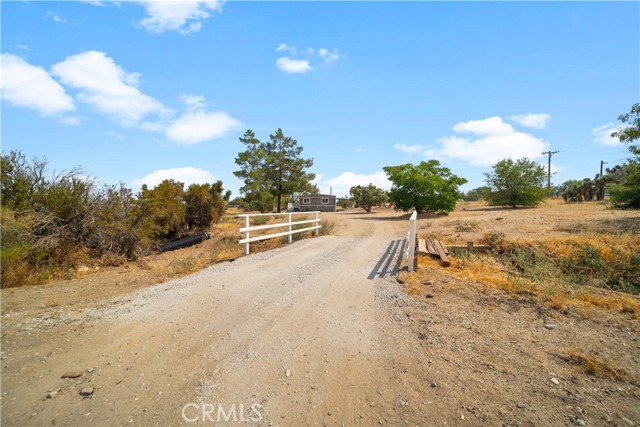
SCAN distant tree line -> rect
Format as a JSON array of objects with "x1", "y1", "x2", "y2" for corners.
[
  {"x1": 0, "y1": 150, "x2": 228, "y2": 287},
  {"x1": 460, "y1": 103, "x2": 640, "y2": 209}
]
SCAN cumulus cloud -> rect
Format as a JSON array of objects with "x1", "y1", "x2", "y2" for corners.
[
  {"x1": 138, "y1": 0, "x2": 223, "y2": 34},
  {"x1": 452, "y1": 116, "x2": 514, "y2": 135},
  {"x1": 51, "y1": 50, "x2": 167, "y2": 126},
  {"x1": 276, "y1": 57, "x2": 312, "y2": 74},
  {"x1": 320, "y1": 171, "x2": 392, "y2": 198},
  {"x1": 166, "y1": 110, "x2": 240, "y2": 145},
  {"x1": 318, "y1": 48, "x2": 339, "y2": 63},
  {"x1": 133, "y1": 167, "x2": 216, "y2": 188},
  {"x1": 592, "y1": 123, "x2": 622, "y2": 146},
  {"x1": 421, "y1": 116, "x2": 549, "y2": 167},
  {"x1": 427, "y1": 133, "x2": 548, "y2": 167},
  {"x1": 0, "y1": 53, "x2": 75, "y2": 116},
  {"x1": 394, "y1": 143, "x2": 428, "y2": 154},
  {"x1": 509, "y1": 113, "x2": 551, "y2": 129}
]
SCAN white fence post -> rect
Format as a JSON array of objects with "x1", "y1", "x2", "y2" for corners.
[
  {"x1": 243, "y1": 215, "x2": 250, "y2": 255},
  {"x1": 314, "y1": 211, "x2": 319, "y2": 236},
  {"x1": 408, "y1": 210, "x2": 417, "y2": 272},
  {"x1": 288, "y1": 213, "x2": 292, "y2": 244}
]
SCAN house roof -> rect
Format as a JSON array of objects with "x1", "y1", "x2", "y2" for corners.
[{"x1": 301, "y1": 193, "x2": 336, "y2": 198}]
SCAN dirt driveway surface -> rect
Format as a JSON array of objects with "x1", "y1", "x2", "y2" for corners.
[{"x1": 2, "y1": 208, "x2": 639, "y2": 427}]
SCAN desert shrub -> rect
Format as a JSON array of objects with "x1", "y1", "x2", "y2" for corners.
[
  {"x1": 184, "y1": 182, "x2": 227, "y2": 229},
  {"x1": 169, "y1": 256, "x2": 200, "y2": 274},
  {"x1": 319, "y1": 220, "x2": 335, "y2": 236},
  {"x1": 136, "y1": 180, "x2": 187, "y2": 242},
  {"x1": 0, "y1": 150, "x2": 230, "y2": 288}
]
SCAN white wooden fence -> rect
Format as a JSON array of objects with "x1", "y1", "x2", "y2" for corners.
[
  {"x1": 237, "y1": 211, "x2": 321, "y2": 255},
  {"x1": 406, "y1": 210, "x2": 417, "y2": 272}
]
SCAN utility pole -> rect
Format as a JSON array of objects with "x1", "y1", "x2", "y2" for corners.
[
  {"x1": 541, "y1": 150, "x2": 560, "y2": 196},
  {"x1": 598, "y1": 160, "x2": 608, "y2": 200}
]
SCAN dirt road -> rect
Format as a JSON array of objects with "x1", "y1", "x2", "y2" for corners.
[
  {"x1": 2, "y1": 211, "x2": 419, "y2": 426},
  {"x1": 2, "y1": 208, "x2": 639, "y2": 427}
]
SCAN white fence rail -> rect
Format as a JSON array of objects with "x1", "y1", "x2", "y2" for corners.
[
  {"x1": 406, "y1": 210, "x2": 417, "y2": 272},
  {"x1": 237, "y1": 211, "x2": 321, "y2": 255}
]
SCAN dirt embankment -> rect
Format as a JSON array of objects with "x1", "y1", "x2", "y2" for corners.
[{"x1": 1, "y1": 205, "x2": 639, "y2": 426}]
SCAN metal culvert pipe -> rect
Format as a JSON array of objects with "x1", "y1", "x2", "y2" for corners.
[{"x1": 159, "y1": 231, "x2": 212, "y2": 252}]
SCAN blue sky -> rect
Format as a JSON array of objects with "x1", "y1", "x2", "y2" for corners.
[{"x1": 1, "y1": 1, "x2": 639, "y2": 198}]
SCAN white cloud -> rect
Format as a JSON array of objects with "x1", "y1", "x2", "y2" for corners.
[
  {"x1": 394, "y1": 143, "x2": 428, "y2": 154},
  {"x1": 276, "y1": 57, "x2": 311, "y2": 74},
  {"x1": 51, "y1": 50, "x2": 167, "y2": 126},
  {"x1": 321, "y1": 171, "x2": 392, "y2": 197},
  {"x1": 47, "y1": 11, "x2": 68, "y2": 24},
  {"x1": 274, "y1": 44, "x2": 340, "y2": 73},
  {"x1": 180, "y1": 93, "x2": 206, "y2": 111},
  {"x1": 427, "y1": 132, "x2": 548, "y2": 167},
  {"x1": 275, "y1": 43, "x2": 297, "y2": 55},
  {"x1": 138, "y1": 1, "x2": 222, "y2": 34},
  {"x1": 133, "y1": 167, "x2": 216, "y2": 188},
  {"x1": 165, "y1": 110, "x2": 240, "y2": 145},
  {"x1": 318, "y1": 48, "x2": 339, "y2": 63},
  {"x1": 421, "y1": 115, "x2": 550, "y2": 167},
  {"x1": 592, "y1": 123, "x2": 622, "y2": 146},
  {"x1": 509, "y1": 113, "x2": 551, "y2": 129},
  {"x1": 0, "y1": 53, "x2": 75, "y2": 116},
  {"x1": 452, "y1": 116, "x2": 514, "y2": 135}
]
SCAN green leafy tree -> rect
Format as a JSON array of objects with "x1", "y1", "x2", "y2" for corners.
[
  {"x1": 462, "y1": 186, "x2": 491, "y2": 202},
  {"x1": 611, "y1": 103, "x2": 640, "y2": 155},
  {"x1": 609, "y1": 104, "x2": 640, "y2": 209},
  {"x1": 484, "y1": 158, "x2": 547, "y2": 208},
  {"x1": 383, "y1": 160, "x2": 467, "y2": 214},
  {"x1": 349, "y1": 184, "x2": 388, "y2": 213}
]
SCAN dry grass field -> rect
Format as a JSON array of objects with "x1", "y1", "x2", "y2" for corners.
[{"x1": 407, "y1": 199, "x2": 640, "y2": 317}]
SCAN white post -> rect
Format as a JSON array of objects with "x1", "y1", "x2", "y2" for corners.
[
  {"x1": 288, "y1": 213, "x2": 292, "y2": 244},
  {"x1": 314, "y1": 211, "x2": 319, "y2": 236},
  {"x1": 244, "y1": 215, "x2": 250, "y2": 255},
  {"x1": 408, "y1": 210, "x2": 417, "y2": 272}
]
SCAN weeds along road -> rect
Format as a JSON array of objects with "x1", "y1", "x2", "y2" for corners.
[{"x1": 2, "y1": 211, "x2": 421, "y2": 426}]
